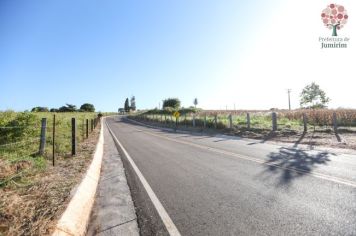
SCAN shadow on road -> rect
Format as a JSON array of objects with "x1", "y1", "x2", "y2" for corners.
[
  {"x1": 293, "y1": 132, "x2": 306, "y2": 148},
  {"x1": 335, "y1": 132, "x2": 342, "y2": 142},
  {"x1": 262, "y1": 147, "x2": 335, "y2": 187}
]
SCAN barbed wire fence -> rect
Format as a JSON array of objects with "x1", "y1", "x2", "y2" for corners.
[
  {"x1": 132, "y1": 110, "x2": 356, "y2": 134},
  {"x1": 0, "y1": 114, "x2": 101, "y2": 166}
]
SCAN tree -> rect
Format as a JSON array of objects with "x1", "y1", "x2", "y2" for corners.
[
  {"x1": 31, "y1": 107, "x2": 49, "y2": 112},
  {"x1": 124, "y1": 98, "x2": 130, "y2": 112},
  {"x1": 130, "y1": 96, "x2": 136, "y2": 111},
  {"x1": 162, "y1": 98, "x2": 181, "y2": 109},
  {"x1": 300, "y1": 82, "x2": 330, "y2": 109},
  {"x1": 80, "y1": 103, "x2": 95, "y2": 112},
  {"x1": 50, "y1": 108, "x2": 59, "y2": 112},
  {"x1": 321, "y1": 4, "x2": 348, "y2": 36},
  {"x1": 193, "y1": 98, "x2": 198, "y2": 108},
  {"x1": 59, "y1": 104, "x2": 77, "y2": 112}
]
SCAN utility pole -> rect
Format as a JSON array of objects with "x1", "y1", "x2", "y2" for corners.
[
  {"x1": 287, "y1": 89, "x2": 291, "y2": 110},
  {"x1": 234, "y1": 103, "x2": 236, "y2": 111}
]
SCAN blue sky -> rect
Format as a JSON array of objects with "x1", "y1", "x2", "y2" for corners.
[{"x1": 1, "y1": 0, "x2": 355, "y2": 111}]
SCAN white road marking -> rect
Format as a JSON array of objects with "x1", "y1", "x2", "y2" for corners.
[
  {"x1": 105, "y1": 120, "x2": 182, "y2": 236},
  {"x1": 126, "y1": 118, "x2": 356, "y2": 189}
]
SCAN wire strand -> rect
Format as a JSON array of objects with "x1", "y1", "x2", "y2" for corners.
[{"x1": 0, "y1": 138, "x2": 40, "y2": 148}]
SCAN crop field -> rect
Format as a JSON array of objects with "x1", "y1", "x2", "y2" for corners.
[{"x1": 0, "y1": 111, "x2": 101, "y2": 188}]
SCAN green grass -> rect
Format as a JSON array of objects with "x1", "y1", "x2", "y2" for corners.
[
  {"x1": 0, "y1": 111, "x2": 102, "y2": 188},
  {"x1": 133, "y1": 112, "x2": 322, "y2": 131}
]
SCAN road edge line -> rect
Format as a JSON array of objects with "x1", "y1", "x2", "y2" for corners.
[
  {"x1": 52, "y1": 118, "x2": 104, "y2": 236},
  {"x1": 105, "y1": 118, "x2": 181, "y2": 236}
]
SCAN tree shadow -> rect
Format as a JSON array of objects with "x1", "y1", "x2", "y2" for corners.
[
  {"x1": 292, "y1": 131, "x2": 306, "y2": 148},
  {"x1": 334, "y1": 132, "x2": 342, "y2": 142},
  {"x1": 262, "y1": 147, "x2": 334, "y2": 187}
]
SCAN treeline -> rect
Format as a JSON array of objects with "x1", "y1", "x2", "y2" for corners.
[
  {"x1": 119, "y1": 96, "x2": 136, "y2": 113},
  {"x1": 31, "y1": 103, "x2": 95, "y2": 113},
  {"x1": 143, "y1": 98, "x2": 201, "y2": 115}
]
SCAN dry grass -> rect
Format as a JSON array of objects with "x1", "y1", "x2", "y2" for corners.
[{"x1": 0, "y1": 124, "x2": 101, "y2": 236}]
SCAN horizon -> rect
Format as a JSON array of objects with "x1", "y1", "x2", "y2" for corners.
[{"x1": 1, "y1": 0, "x2": 355, "y2": 111}]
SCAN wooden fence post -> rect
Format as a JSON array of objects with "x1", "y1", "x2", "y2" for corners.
[
  {"x1": 39, "y1": 118, "x2": 47, "y2": 155},
  {"x1": 193, "y1": 114, "x2": 196, "y2": 127},
  {"x1": 204, "y1": 114, "x2": 207, "y2": 129},
  {"x1": 333, "y1": 112, "x2": 338, "y2": 133},
  {"x1": 229, "y1": 114, "x2": 233, "y2": 129},
  {"x1": 175, "y1": 117, "x2": 178, "y2": 131},
  {"x1": 82, "y1": 120, "x2": 85, "y2": 140},
  {"x1": 303, "y1": 113, "x2": 308, "y2": 132},
  {"x1": 214, "y1": 114, "x2": 217, "y2": 129},
  {"x1": 246, "y1": 113, "x2": 251, "y2": 130},
  {"x1": 72, "y1": 118, "x2": 76, "y2": 156},
  {"x1": 86, "y1": 119, "x2": 89, "y2": 138},
  {"x1": 272, "y1": 112, "x2": 277, "y2": 131},
  {"x1": 52, "y1": 115, "x2": 56, "y2": 166},
  {"x1": 91, "y1": 119, "x2": 94, "y2": 132}
]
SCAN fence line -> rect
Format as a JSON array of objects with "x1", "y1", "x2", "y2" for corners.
[
  {"x1": 1, "y1": 115, "x2": 101, "y2": 166},
  {"x1": 133, "y1": 110, "x2": 356, "y2": 133}
]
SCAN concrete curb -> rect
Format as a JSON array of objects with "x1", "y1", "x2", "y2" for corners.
[{"x1": 52, "y1": 119, "x2": 104, "y2": 236}]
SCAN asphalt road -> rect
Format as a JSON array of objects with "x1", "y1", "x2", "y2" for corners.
[{"x1": 106, "y1": 116, "x2": 356, "y2": 236}]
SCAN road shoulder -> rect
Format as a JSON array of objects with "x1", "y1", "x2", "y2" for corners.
[{"x1": 87, "y1": 122, "x2": 139, "y2": 236}]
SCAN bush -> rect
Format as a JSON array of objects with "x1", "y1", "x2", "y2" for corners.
[
  {"x1": 162, "y1": 98, "x2": 181, "y2": 109},
  {"x1": 31, "y1": 107, "x2": 49, "y2": 112},
  {"x1": 0, "y1": 111, "x2": 38, "y2": 145},
  {"x1": 80, "y1": 103, "x2": 95, "y2": 112},
  {"x1": 58, "y1": 104, "x2": 77, "y2": 112}
]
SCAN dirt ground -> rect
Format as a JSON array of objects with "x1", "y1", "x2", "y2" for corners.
[
  {"x1": 0, "y1": 125, "x2": 101, "y2": 236},
  {"x1": 230, "y1": 128, "x2": 356, "y2": 151}
]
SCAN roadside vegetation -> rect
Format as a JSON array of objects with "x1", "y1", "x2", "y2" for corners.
[
  {"x1": 132, "y1": 108, "x2": 356, "y2": 131},
  {"x1": 128, "y1": 84, "x2": 356, "y2": 149},
  {"x1": 0, "y1": 103, "x2": 115, "y2": 235},
  {"x1": 130, "y1": 83, "x2": 356, "y2": 132},
  {"x1": 0, "y1": 111, "x2": 100, "y2": 188}
]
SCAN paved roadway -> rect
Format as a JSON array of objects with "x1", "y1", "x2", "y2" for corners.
[{"x1": 106, "y1": 116, "x2": 356, "y2": 236}]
